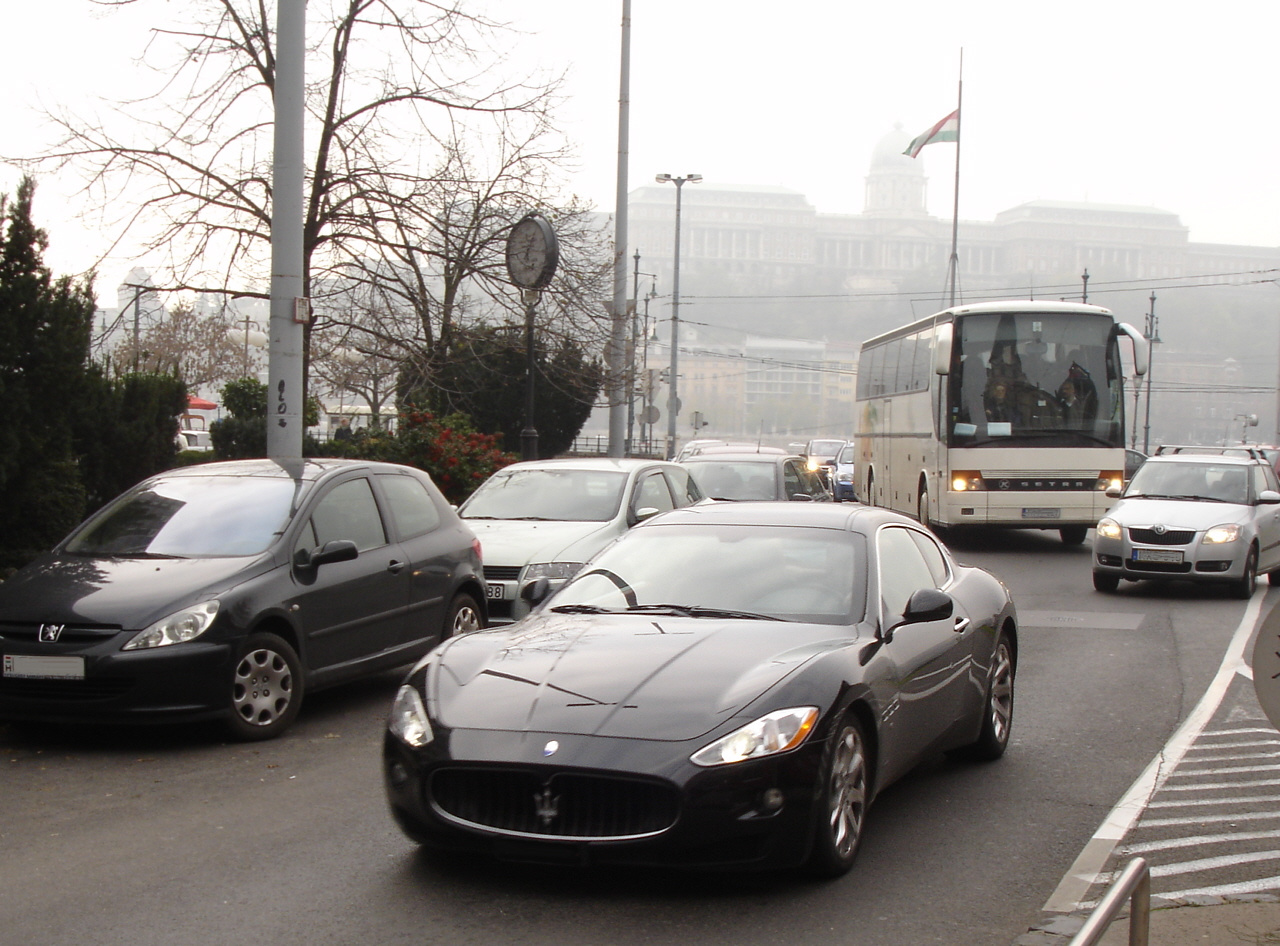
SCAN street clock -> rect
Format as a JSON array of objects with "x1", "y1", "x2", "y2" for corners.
[{"x1": 505, "y1": 213, "x2": 560, "y2": 290}]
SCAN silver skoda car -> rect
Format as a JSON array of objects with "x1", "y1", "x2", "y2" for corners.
[{"x1": 1092, "y1": 452, "x2": 1280, "y2": 597}]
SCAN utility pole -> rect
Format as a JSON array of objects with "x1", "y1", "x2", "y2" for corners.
[
  {"x1": 266, "y1": 0, "x2": 307, "y2": 462},
  {"x1": 1142, "y1": 292, "x2": 1158, "y2": 454}
]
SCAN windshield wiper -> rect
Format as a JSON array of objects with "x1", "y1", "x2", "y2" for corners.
[
  {"x1": 549, "y1": 604, "x2": 617, "y2": 614},
  {"x1": 625, "y1": 603, "x2": 781, "y2": 621}
]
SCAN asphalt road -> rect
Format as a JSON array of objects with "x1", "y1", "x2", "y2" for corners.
[{"x1": 1, "y1": 527, "x2": 1265, "y2": 946}]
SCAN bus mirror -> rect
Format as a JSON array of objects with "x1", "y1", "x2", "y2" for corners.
[
  {"x1": 933, "y1": 323, "x2": 953, "y2": 375},
  {"x1": 1118, "y1": 322, "x2": 1149, "y2": 376}
]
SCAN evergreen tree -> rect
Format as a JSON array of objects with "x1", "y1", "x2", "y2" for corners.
[
  {"x1": 0, "y1": 177, "x2": 97, "y2": 563},
  {"x1": 400, "y1": 325, "x2": 603, "y2": 459}
]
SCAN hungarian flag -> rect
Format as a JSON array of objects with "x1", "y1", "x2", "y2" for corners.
[{"x1": 903, "y1": 109, "x2": 959, "y2": 158}]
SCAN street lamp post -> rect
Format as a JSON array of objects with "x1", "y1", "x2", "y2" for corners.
[
  {"x1": 1142, "y1": 292, "x2": 1160, "y2": 455},
  {"x1": 655, "y1": 173, "x2": 700, "y2": 459}
]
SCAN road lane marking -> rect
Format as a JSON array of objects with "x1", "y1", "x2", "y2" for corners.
[{"x1": 1042, "y1": 590, "x2": 1268, "y2": 913}]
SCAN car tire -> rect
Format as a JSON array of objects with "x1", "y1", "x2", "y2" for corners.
[
  {"x1": 226, "y1": 632, "x2": 304, "y2": 741},
  {"x1": 1269, "y1": 570, "x2": 1280, "y2": 586},
  {"x1": 1092, "y1": 571, "x2": 1120, "y2": 592},
  {"x1": 804, "y1": 713, "x2": 870, "y2": 878},
  {"x1": 444, "y1": 592, "x2": 483, "y2": 639},
  {"x1": 960, "y1": 630, "x2": 1015, "y2": 761},
  {"x1": 1060, "y1": 525, "x2": 1088, "y2": 545},
  {"x1": 1231, "y1": 547, "x2": 1258, "y2": 600}
]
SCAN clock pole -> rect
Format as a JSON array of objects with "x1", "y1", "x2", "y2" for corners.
[{"x1": 521, "y1": 289, "x2": 539, "y2": 461}]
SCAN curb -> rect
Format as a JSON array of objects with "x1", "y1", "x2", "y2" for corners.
[{"x1": 1013, "y1": 894, "x2": 1280, "y2": 945}]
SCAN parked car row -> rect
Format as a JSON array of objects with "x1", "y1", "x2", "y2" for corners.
[{"x1": 1, "y1": 449, "x2": 1016, "y2": 878}]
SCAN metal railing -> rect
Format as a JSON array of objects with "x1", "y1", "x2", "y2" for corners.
[{"x1": 1068, "y1": 857, "x2": 1151, "y2": 946}]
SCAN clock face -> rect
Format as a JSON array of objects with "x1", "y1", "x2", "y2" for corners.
[{"x1": 505, "y1": 214, "x2": 560, "y2": 289}]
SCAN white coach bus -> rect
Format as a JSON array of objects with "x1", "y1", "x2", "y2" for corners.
[{"x1": 856, "y1": 301, "x2": 1148, "y2": 544}]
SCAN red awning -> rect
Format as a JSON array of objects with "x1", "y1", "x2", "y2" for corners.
[{"x1": 187, "y1": 395, "x2": 217, "y2": 410}]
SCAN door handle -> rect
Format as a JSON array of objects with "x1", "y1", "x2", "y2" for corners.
[
  {"x1": 953, "y1": 616, "x2": 969, "y2": 633},
  {"x1": 387, "y1": 559, "x2": 405, "y2": 574}
]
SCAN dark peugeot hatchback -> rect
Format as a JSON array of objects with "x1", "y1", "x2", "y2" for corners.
[{"x1": 0, "y1": 458, "x2": 485, "y2": 740}]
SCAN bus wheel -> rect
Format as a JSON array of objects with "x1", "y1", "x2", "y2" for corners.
[
  {"x1": 1060, "y1": 525, "x2": 1088, "y2": 545},
  {"x1": 917, "y1": 487, "x2": 931, "y2": 529}
]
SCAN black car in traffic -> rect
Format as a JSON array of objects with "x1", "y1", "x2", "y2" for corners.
[{"x1": 0, "y1": 458, "x2": 486, "y2": 740}]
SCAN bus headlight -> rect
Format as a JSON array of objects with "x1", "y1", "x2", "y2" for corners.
[{"x1": 951, "y1": 471, "x2": 984, "y2": 492}]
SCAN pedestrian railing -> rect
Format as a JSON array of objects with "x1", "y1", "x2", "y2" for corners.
[{"x1": 1067, "y1": 857, "x2": 1151, "y2": 946}]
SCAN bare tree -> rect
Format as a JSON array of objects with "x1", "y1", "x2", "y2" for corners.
[
  {"x1": 20, "y1": 1, "x2": 601, "y2": 356},
  {"x1": 113, "y1": 297, "x2": 244, "y2": 389},
  {"x1": 312, "y1": 116, "x2": 614, "y2": 410}
]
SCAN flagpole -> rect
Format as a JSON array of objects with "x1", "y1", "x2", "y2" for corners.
[{"x1": 947, "y1": 50, "x2": 963, "y2": 308}]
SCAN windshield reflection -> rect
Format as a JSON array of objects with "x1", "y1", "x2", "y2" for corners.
[
  {"x1": 547, "y1": 524, "x2": 867, "y2": 626},
  {"x1": 461, "y1": 469, "x2": 627, "y2": 522}
]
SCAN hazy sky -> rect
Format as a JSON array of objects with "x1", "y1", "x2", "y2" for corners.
[{"x1": 4, "y1": 0, "x2": 1278, "y2": 301}]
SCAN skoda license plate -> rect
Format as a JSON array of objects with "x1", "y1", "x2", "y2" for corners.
[{"x1": 1134, "y1": 548, "x2": 1182, "y2": 564}]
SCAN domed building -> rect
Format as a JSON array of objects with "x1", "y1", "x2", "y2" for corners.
[{"x1": 863, "y1": 123, "x2": 928, "y2": 217}]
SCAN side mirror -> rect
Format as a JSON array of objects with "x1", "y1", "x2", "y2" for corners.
[
  {"x1": 789, "y1": 493, "x2": 815, "y2": 502},
  {"x1": 631, "y1": 505, "x2": 661, "y2": 524},
  {"x1": 295, "y1": 539, "x2": 358, "y2": 570},
  {"x1": 1260, "y1": 490, "x2": 1280, "y2": 505},
  {"x1": 883, "y1": 587, "x2": 953, "y2": 642},
  {"x1": 520, "y1": 577, "x2": 552, "y2": 606},
  {"x1": 1106, "y1": 485, "x2": 1123, "y2": 499}
]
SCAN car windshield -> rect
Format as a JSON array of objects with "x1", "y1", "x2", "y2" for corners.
[
  {"x1": 686, "y1": 461, "x2": 777, "y2": 501},
  {"x1": 809, "y1": 441, "x2": 845, "y2": 457},
  {"x1": 547, "y1": 523, "x2": 867, "y2": 625},
  {"x1": 461, "y1": 468, "x2": 628, "y2": 522},
  {"x1": 65, "y1": 475, "x2": 301, "y2": 557},
  {"x1": 1125, "y1": 462, "x2": 1250, "y2": 504},
  {"x1": 837, "y1": 444, "x2": 856, "y2": 464}
]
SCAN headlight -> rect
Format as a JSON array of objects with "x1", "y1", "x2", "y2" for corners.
[
  {"x1": 524, "y1": 562, "x2": 585, "y2": 582},
  {"x1": 690, "y1": 707, "x2": 819, "y2": 767},
  {"x1": 805, "y1": 456, "x2": 822, "y2": 473},
  {"x1": 388, "y1": 684, "x2": 433, "y2": 748},
  {"x1": 951, "y1": 471, "x2": 984, "y2": 492},
  {"x1": 122, "y1": 601, "x2": 219, "y2": 650},
  {"x1": 1204, "y1": 524, "x2": 1242, "y2": 544},
  {"x1": 836, "y1": 472, "x2": 853, "y2": 484},
  {"x1": 1095, "y1": 518, "x2": 1122, "y2": 540}
]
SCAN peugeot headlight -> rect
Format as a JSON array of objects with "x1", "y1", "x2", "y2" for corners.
[
  {"x1": 691, "y1": 707, "x2": 819, "y2": 767},
  {"x1": 388, "y1": 684, "x2": 434, "y2": 748},
  {"x1": 1204, "y1": 523, "x2": 1242, "y2": 544},
  {"x1": 524, "y1": 562, "x2": 585, "y2": 582},
  {"x1": 1095, "y1": 518, "x2": 1122, "y2": 540},
  {"x1": 123, "y1": 601, "x2": 219, "y2": 650}
]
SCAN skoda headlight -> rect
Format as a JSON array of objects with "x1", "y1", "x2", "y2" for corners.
[
  {"x1": 1204, "y1": 523, "x2": 1242, "y2": 544},
  {"x1": 691, "y1": 707, "x2": 819, "y2": 767},
  {"x1": 123, "y1": 601, "x2": 219, "y2": 650},
  {"x1": 524, "y1": 562, "x2": 585, "y2": 583},
  {"x1": 388, "y1": 684, "x2": 434, "y2": 748},
  {"x1": 1095, "y1": 517, "x2": 1122, "y2": 540}
]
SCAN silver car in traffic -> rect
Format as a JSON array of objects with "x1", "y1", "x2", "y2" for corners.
[{"x1": 1092, "y1": 453, "x2": 1280, "y2": 597}]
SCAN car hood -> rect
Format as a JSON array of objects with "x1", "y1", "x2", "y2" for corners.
[
  {"x1": 463, "y1": 519, "x2": 621, "y2": 568},
  {"x1": 1106, "y1": 497, "x2": 1254, "y2": 530},
  {"x1": 427, "y1": 611, "x2": 857, "y2": 741},
  {"x1": 0, "y1": 553, "x2": 272, "y2": 628}
]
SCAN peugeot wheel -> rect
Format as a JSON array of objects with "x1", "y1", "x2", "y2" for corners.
[
  {"x1": 226, "y1": 632, "x2": 303, "y2": 741},
  {"x1": 445, "y1": 592, "x2": 483, "y2": 638}
]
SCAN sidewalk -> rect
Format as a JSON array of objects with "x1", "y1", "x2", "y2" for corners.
[{"x1": 1014, "y1": 895, "x2": 1280, "y2": 945}]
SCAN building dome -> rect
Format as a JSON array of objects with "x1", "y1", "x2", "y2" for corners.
[
  {"x1": 864, "y1": 124, "x2": 928, "y2": 215},
  {"x1": 870, "y1": 123, "x2": 925, "y2": 174}
]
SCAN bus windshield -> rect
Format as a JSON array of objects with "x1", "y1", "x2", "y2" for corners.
[{"x1": 948, "y1": 311, "x2": 1123, "y2": 448}]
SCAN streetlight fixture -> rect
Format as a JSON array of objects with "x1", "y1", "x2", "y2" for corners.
[{"x1": 655, "y1": 172, "x2": 701, "y2": 459}]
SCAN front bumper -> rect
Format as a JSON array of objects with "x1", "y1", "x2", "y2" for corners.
[
  {"x1": 0, "y1": 633, "x2": 234, "y2": 725},
  {"x1": 383, "y1": 725, "x2": 827, "y2": 870},
  {"x1": 1092, "y1": 530, "x2": 1249, "y2": 584}
]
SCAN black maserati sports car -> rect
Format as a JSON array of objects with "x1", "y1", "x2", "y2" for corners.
[{"x1": 383, "y1": 501, "x2": 1016, "y2": 875}]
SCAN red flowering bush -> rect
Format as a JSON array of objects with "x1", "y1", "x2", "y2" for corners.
[{"x1": 325, "y1": 411, "x2": 514, "y2": 504}]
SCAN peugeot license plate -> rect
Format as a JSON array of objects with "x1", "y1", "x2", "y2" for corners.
[
  {"x1": 486, "y1": 583, "x2": 506, "y2": 600},
  {"x1": 3, "y1": 654, "x2": 85, "y2": 679}
]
